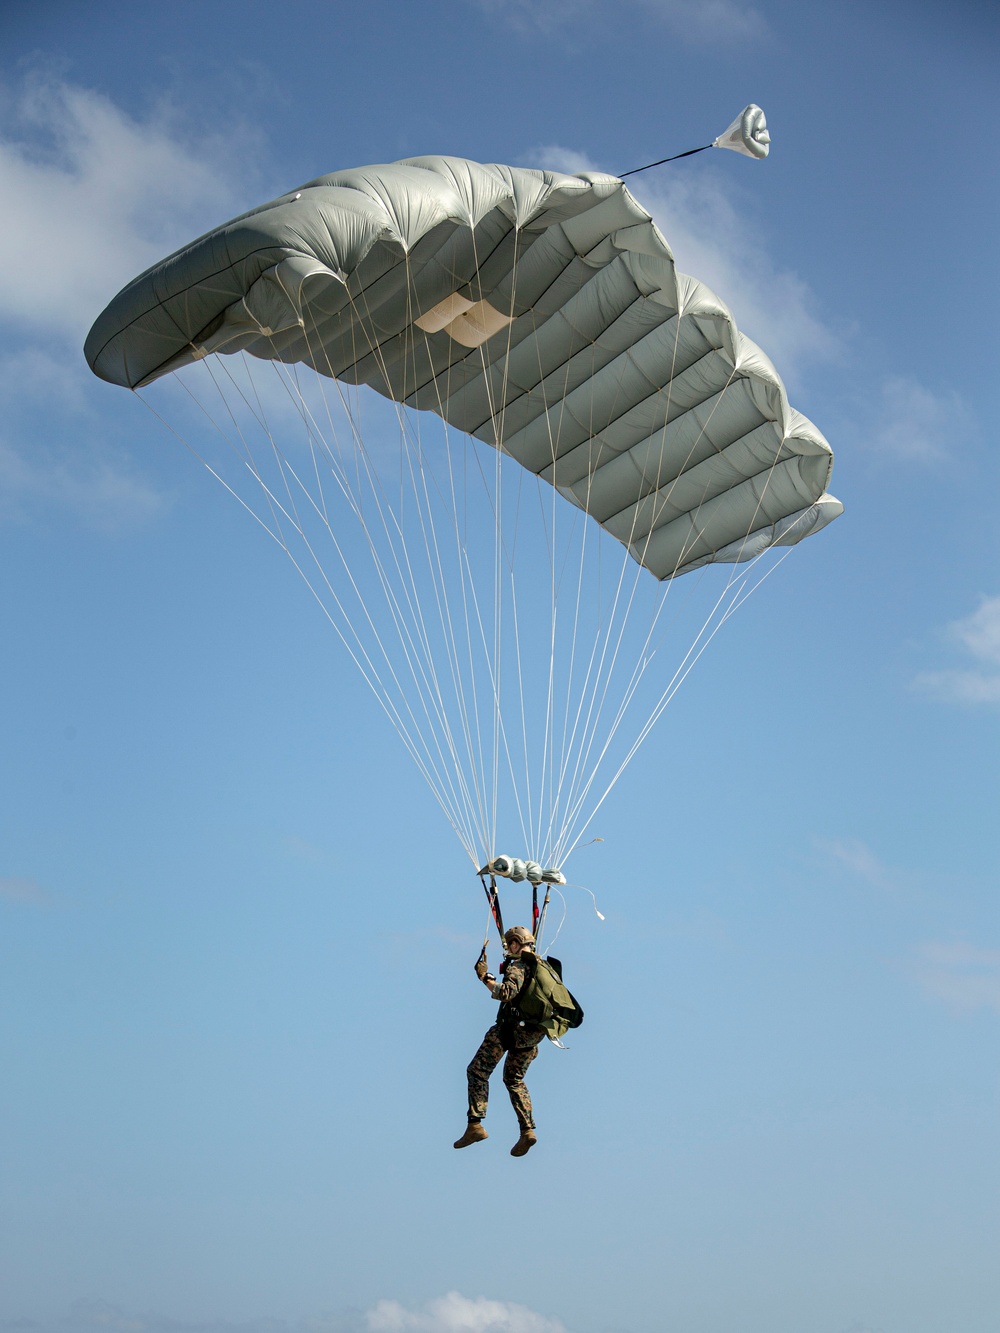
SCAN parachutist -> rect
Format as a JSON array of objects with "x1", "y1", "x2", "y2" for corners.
[
  {"x1": 455, "y1": 926, "x2": 544, "y2": 1156},
  {"x1": 86, "y1": 155, "x2": 841, "y2": 916}
]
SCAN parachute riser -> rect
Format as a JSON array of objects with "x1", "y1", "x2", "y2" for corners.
[
  {"x1": 479, "y1": 873, "x2": 505, "y2": 945},
  {"x1": 535, "y1": 885, "x2": 552, "y2": 954}
]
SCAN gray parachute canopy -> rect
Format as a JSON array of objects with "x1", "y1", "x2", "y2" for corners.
[{"x1": 85, "y1": 156, "x2": 840, "y2": 580}]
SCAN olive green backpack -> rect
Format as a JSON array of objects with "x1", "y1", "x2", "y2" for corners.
[{"x1": 514, "y1": 954, "x2": 584, "y2": 1043}]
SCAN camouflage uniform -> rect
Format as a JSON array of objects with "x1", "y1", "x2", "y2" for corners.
[{"x1": 466, "y1": 952, "x2": 544, "y2": 1131}]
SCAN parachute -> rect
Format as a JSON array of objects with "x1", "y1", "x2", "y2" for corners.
[{"x1": 85, "y1": 151, "x2": 841, "y2": 881}]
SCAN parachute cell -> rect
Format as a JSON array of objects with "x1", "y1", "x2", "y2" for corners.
[{"x1": 86, "y1": 157, "x2": 840, "y2": 581}]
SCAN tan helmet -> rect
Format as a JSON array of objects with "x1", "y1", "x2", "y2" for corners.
[{"x1": 504, "y1": 925, "x2": 535, "y2": 949}]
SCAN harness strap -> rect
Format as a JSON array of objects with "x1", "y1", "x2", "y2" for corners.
[
  {"x1": 479, "y1": 873, "x2": 505, "y2": 943},
  {"x1": 535, "y1": 885, "x2": 552, "y2": 952}
]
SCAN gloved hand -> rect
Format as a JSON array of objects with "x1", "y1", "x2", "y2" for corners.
[{"x1": 474, "y1": 947, "x2": 489, "y2": 980}]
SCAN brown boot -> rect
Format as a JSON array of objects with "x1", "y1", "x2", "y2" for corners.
[
  {"x1": 453, "y1": 1121, "x2": 488, "y2": 1149},
  {"x1": 510, "y1": 1129, "x2": 537, "y2": 1157}
]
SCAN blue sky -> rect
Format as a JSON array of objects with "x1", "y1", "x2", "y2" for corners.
[{"x1": 1, "y1": 3, "x2": 998, "y2": 1333}]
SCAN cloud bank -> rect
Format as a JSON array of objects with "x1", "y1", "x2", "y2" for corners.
[
  {"x1": 368, "y1": 1294, "x2": 565, "y2": 1333},
  {"x1": 1, "y1": 1295, "x2": 566, "y2": 1333},
  {"x1": 0, "y1": 72, "x2": 250, "y2": 531},
  {"x1": 0, "y1": 875, "x2": 51, "y2": 905},
  {"x1": 912, "y1": 940, "x2": 1000, "y2": 1014},
  {"x1": 813, "y1": 837, "x2": 899, "y2": 892},
  {"x1": 471, "y1": 0, "x2": 765, "y2": 45},
  {"x1": 0, "y1": 435, "x2": 167, "y2": 533},
  {"x1": 0, "y1": 74, "x2": 249, "y2": 343},
  {"x1": 915, "y1": 595, "x2": 1000, "y2": 706},
  {"x1": 870, "y1": 375, "x2": 968, "y2": 462}
]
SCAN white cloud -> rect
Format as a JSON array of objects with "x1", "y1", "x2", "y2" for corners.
[
  {"x1": 915, "y1": 595, "x2": 1000, "y2": 706},
  {"x1": 471, "y1": 0, "x2": 592, "y2": 33},
  {"x1": 912, "y1": 940, "x2": 1000, "y2": 1014},
  {"x1": 0, "y1": 74, "x2": 255, "y2": 532},
  {"x1": 0, "y1": 73, "x2": 250, "y2": 343},
  {"x1": 0, "y1": 875, "x2": 51, "y2": 905},
  {"x1": 472, "y1": 0, "x2": 764, "y2": 44},
  {"x1": 950, "y1": 594, "x2": 1000, "y2": 665},
  {"x1": 641, "y1": 0, "x2": 764, "y2": 43},
  {"x1": 367, "y1": 1294, "x2": 565, "y2": 1333},
  {"x1": 915, "y1": 669, "x2": 1000, "y2": 706},
  {"x1": 870, "y1": 375, "x2": 968, "y2": 462},
  {"x1": 813, "y1": 837, "x2": 898, "y2": 891},
  {"x1": 284, "y1": 834, "x2": 337, "y2": 866},
  {"x1": 0, "y1": 435, "x2": 168, "y2": 533},
  {"x1": 535, "y1": 144, "x2": 837, "y2": 388},
  {"x1": 13, "y1": 1298, "x2": 562, "y2": 1333}
]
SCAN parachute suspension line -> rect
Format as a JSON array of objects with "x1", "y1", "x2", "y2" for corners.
[
  {"x1": 229, "y1": 349, "x2": 490, "y2": 861},
  {"x1": 348, "y1": 325, "x2": 485, "y2": 841},
  {"x1": 461, "y1": 220, "x2": 537, "y2": 861},
  {"x1": 515, "y1": 288, "x2": 602, "y2": 865},
  {"x1": 550, "y1": 419, "x2": 734, "y2": 859},
  {"x1": 434, "y1": 379, "x2": 491, "y2": 846},
  {"x1": 548, "y1": 248, "x2": 813, "y2": 866},
  {"x1": 533, "y1": 295, "x2": 591, "y2": 856},
  {"x1": 498, "y1": 234, "x2": 546, "y2": 859},
  {"x1": 313, "y1": 246, "x2": 568, "y2": 869},
  {"x1": 136, "y1": 373, "x2": 481, "y2": 864},
  {"x1": 543, "y1": 444, "x2": 662, "y2": 860},
  {"x1": 421, "y1": 332, "x2": 535, "y2": 864},
  {"x1": 532, "y1": 293, "x2": 681, "y2": 862},
  {"x1": 545, "y1": 312, "x2": 756, "y2": 865},
  {"x1": 394, "y1": 315, "x2": 505, "y2": 861},
  {"x1": 470, "y1": 220, "x2": 529, "y2": 862},
  {"x1": 402, "y1": 246, "x2": 520, "y2": 858},
  {"x1": 559, "y1": 545, "x2": 798, "y2": 863},
  {"x1": 480, "y1": 872, "x2": 505, "y2": 943},
  {"x1": 270, "y1": 357, "x2": 485, "y2": 858},
  {"x1": 135, "y1": 387, "x2": 298, "y2": 551},
  {"x1": 423, "y1": 314, "x2": 530, "y2": 862},
  {"x1": 558, "y1": 311, "x2": 696, "y2": 810},
  {"x1": 558, "y1": 439, "x2": 807, "y2": 866},
  {"x1": 296, "y1": 281, "x2": 496, "y2": 860},
  {"x1": 388, "y1": 265, "x2": 496, "y2": 852},
  {"x1": 242, "y1": 303, "x2": 493, "y2": 864},
  {"x1": 535, "y1": 882, "x2": 551, "y2": 952},
  {"x1": 160, "y1": 219, "x2": 806, "y2": 881},
  {"x1": 540, "y1": 885, "x2": 568, "y2": 956}
]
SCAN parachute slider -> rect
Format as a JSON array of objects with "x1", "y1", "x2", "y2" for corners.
[{"x1": 478, "y1": 855, "x2": 566, "y2": 886}]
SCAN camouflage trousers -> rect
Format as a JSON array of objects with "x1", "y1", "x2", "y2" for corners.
[{"x1": 467, "y1": 1023, "x2": 544, "y2": 1131}]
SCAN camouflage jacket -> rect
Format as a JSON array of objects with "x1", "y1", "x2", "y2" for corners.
[
  {"x1": 490, "y1": 951, "x2": 544, "y2": 1048},
  {"x1": 490, "y1": 951, "x2": 532, "y2": 1005}
]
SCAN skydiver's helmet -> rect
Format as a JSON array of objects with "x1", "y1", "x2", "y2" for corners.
[{"x1": 504, "y1": 925, "x2": 535, "y2": 951}]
